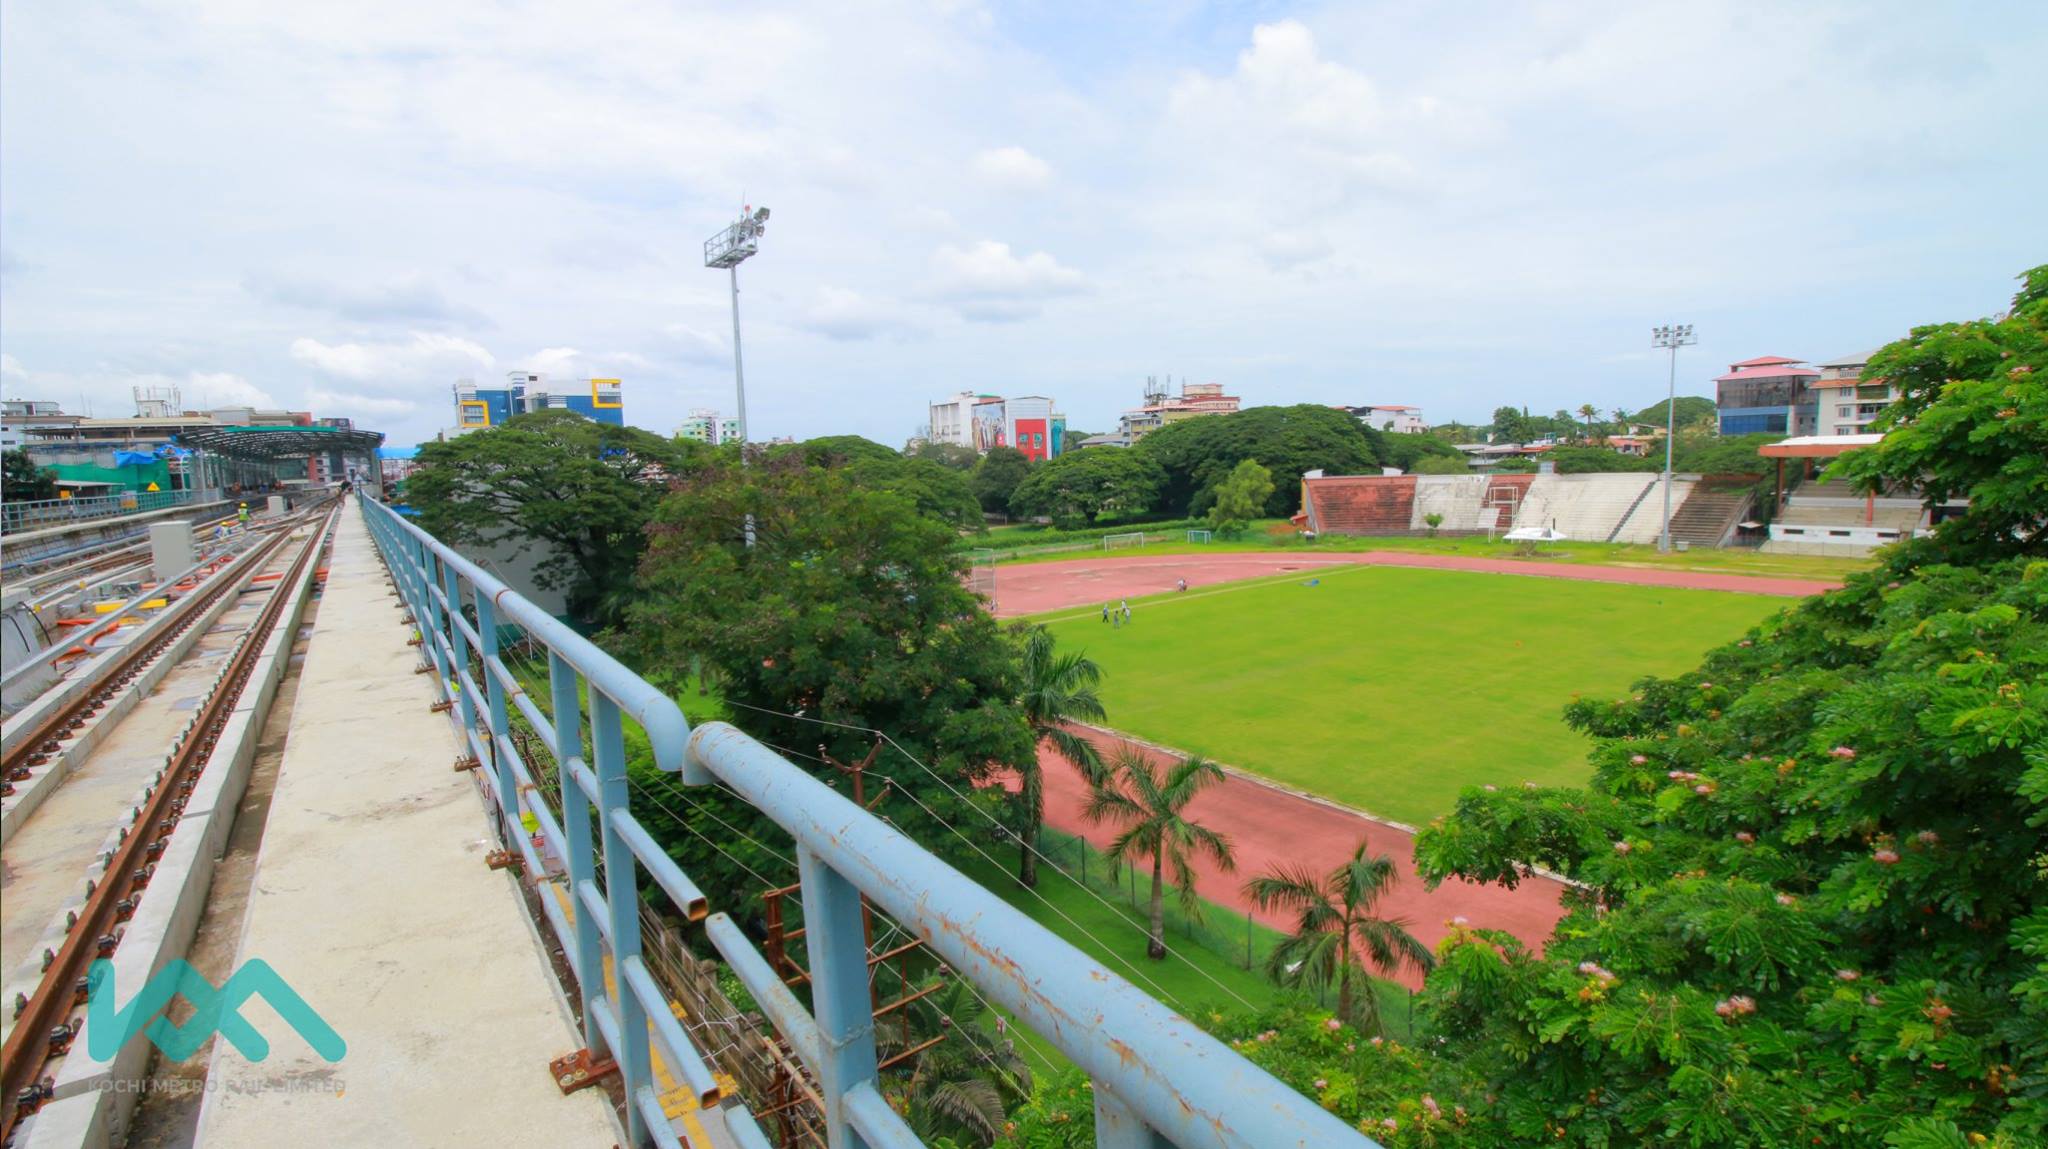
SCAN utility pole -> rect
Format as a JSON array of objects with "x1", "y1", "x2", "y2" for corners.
[{"x1": 1651, "y1": 324, "x2": 1697, "y2": 552}]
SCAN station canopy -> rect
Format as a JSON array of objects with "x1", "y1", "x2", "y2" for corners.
[{"x1": 174, "y1": 424, "x2": 385, "y2": 460}]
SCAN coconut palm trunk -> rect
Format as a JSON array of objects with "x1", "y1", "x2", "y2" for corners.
[
  {"x1": 1010, "y1": 623, "x2": 1105, "y2": 889},
  {"x1": 1148, "y1": 850, "x2": 1167, "y2": 958},
  {"x1": 1083, "y1": 744, "x2": 1234, "y2": 962}
]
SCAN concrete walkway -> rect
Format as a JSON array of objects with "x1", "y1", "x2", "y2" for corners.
[{"x1": 193, "y1": 502, "x2": 617, "y2": 1146}]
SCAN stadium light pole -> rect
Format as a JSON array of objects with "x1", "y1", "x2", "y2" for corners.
[
  {"x1": 706, "y1": 205, "x2": 770, "y2": 544},
  {"x1": 1651, "y1": 323, "x2": 1697, "y2": 553}
]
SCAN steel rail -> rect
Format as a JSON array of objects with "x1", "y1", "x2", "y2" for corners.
[
  {"x1": 1, "y1": 499, "x2": 333, "y2": 780},
  {"x1": 0, "y1": 504, "x2": 338, "y2": 1140}
]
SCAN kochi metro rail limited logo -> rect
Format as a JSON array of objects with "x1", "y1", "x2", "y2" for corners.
[{"x1": 86, "y1": 959, "x2": 346, "y2": 1063}]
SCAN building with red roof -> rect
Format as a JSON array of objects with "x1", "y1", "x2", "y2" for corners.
[{"x1": 1714, "y1": 355, "x2": 1821, "y2": 436}]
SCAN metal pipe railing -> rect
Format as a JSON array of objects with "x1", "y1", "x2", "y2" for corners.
[
  {"x1": 0, "y1": 487, "x2": 218, "y2": 534},
  {"x1": 358, "y1": 494, "x2": 1380, "y2": 1149}
]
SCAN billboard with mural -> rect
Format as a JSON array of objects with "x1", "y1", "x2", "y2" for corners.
[{"x1": 971, "y1": 400, "x2": 1007, "y2": 452}]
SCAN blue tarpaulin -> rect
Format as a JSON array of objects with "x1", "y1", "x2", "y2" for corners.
[{"x1": 113, "y1": 451, "x2": 158, "y2": 467}]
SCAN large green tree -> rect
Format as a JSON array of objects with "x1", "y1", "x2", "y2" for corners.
[
  {"x1": 1207, "y1": 457, "x2": 1274, "y2": 536},
  {"x1": 775, "y1": 435, "x2": 982, "y2": 529},
  {"x1": 1007, "y1": 448, "x2": 1165, "y2": 528},
  {"x1": 406, "y1": 409, "x2": 703, "y2": 626},
  {"x1": 1409, "y1": 267, "x2": 2048, "y2": 1148},
  {"x1": 1837, "y1": 264, "x2": 2048, "y2": 558},
  {"x1": 2, "y1": 448, "x2": 58, "y2": 502},
  {"x1": 1543, "y1": 445, "x2": 1657, "y2": 474},
  {"x1": 1084, "y1": 747, "x2": 1235, "y2": 959},
  {"x1": 1136, "y1": 405, "x2": 1383, "y2": 518},
  {"x1": 970, "y1": 446, "x2": 1033, "y2": 515},
  {"x1": 623, "y1": 456, "x2": 1035, "y2": 895}
]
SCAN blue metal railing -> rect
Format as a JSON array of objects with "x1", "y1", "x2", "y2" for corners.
[{"x1": 360, "y1": 495, "x2": 1378, "y2": 1149}]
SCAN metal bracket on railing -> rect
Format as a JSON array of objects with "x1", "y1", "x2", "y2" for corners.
[
  {"x1": 429, "y1": 700, "x2": 454, "y2": 714},
  {"x1": 452, "y1": 755, "x2": 481, "y2": 773},
  {"x1": 484, "y1": 849, "x2": 522, "y2": 874},
  {"x1": 548, "y1": 1048, "x2": 618, "y2": 1095}
]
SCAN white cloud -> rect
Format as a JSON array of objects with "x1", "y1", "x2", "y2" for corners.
[
  {"x1": 247, "y1": 272, "x2": 491, "y2": 326},
  {"x1": 288, "y1": 333, "x2": 495, "y2": 385},
  {"x1": 972, "y1": 146, "x2": 1052, "y2": 190},
  {"x1": 928, "y1": 241, "x2": 1087, "y2": 322},
  {"x1": 797, "y1": 287, "x2": 919, "y2": 341}
]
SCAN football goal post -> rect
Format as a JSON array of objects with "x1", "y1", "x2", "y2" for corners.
[
  {"x1": 1185, "y1": 529, "x2": 1213, "y2": 544},
  {"x1": 967, "y1": 548, "x2": 997, "y2": 602},
  {"x1": 1102, "y1": 532, "x2": 1147, "y2": 551}
]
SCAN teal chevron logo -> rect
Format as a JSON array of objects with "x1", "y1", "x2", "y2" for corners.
[{"x1": 86, "y1": 959, "x2": 345, "y2": 1063}]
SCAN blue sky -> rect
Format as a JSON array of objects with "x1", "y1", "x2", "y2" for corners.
[{"x1": 3, "y1": 1, "x2": 2042, "y2": 449}]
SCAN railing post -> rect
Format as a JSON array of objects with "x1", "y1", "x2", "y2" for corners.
[
  {"x1": 442, "y1": 564, "x2": 479, "y2": 733},
  {"x1": 797, "y1": 848, "x2": 880, "y2": 1149},
  {"x1": 1094, "y1": 1085, "x2": 1171, "y2": 1149},
  {"x1": 551, "y1": 651, "x2": 606, "y2": 1059},
  {"x1": 473, "y1": 594, "x2": 517, "y2": 830},
  {"x1": 416, "y1": 543, "x2": 453, "y2": 688},
  {"x1": 593, "y1": 690, "x2": 653, "y2": 1146}
]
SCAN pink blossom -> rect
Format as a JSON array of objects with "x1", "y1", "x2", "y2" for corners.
[
  {"x1": 1613, "y1": 841, "x2": 1632, "y2": 855},
  {"x1": 1830, "y1": 746, "x2": 1857, "y2": 760},
  {"x1": 1699, "y1": 682, "x2": 1714, "y2": 690},
  {"x1": 1693, "y1": 783, "x2": 1713, "y2": 795},
  {"x1": 1381, "y1": 1118, "x2": 1398, "y2": 1131},
  {"x1": 1423, "y1": 1095, "x2": 1443, "y2": 1119},
  {"x1": 1482, "y1": 784, "x2": 1497, "y2": 792},
  {"x1": 1739, "y1": 639, "x2": 1753, "y2": 647},
  {"x1": 1314, "y1": 1079, "x2": 1328, "y2": 1091},
  {"x1": 1370, "y1": 1036, "x2": 1384, "y2": 1047},
  {"x1": 1450, "y1": 915, "x2": 1470, "y2": 927},
  {"x1": 1735, "y1": 831, "x2": 1755, "y2": 844},
  {"x1": 1715, "y1": 995, "x2": 1756, "y2": 1019},
  {"x1": 1631, "y1": 754, "x2": 1649, "y2": 765},
  {"x1": 1775, "y1": 893, "x2": 1797, "y2": 907},
  {"x1": 1325, "y1": 1018, "x2": 1343, "y2": 1031},
  {"x1": 1836, "y1": 969, "x2": 1860, "y2": 982},
  {"x1": 1874, "y1": 848, "x2": 1901, "y2": 865},
  {"x1": 1865, "y1": 993, "x2": 1883, "y2": 1007},
  {"x1": 1916, "y1": 830, "x2": 1940, "y2": 846}
]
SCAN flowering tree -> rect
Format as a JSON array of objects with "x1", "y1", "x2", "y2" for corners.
[{"x1": 1410, "y1": 267, "x2": 2048, "y2": 1147}]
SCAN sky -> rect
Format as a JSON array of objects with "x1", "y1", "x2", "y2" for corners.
[{"x1": 3, "y1": 1, "x2": 2043, "y2": 450}]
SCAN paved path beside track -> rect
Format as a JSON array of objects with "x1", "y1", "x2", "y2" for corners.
[
  {"x1": 194, "y1": 503, "x2": 618, "y2": 1147},
  {"x1": 1036, "y1": 727, "x2": 1570, "y2": 990},
  {"x1": 993, "y1": 550, "x2": 1841, "y2": 617}
]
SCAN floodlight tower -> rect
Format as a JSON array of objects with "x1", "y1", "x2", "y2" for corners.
[
  {"x1": 1651, "y1": 323, "x2": 1697, "y2": 553},
  {"x1": 704, "y1": 205, "x2": 771, "y2": 451}
]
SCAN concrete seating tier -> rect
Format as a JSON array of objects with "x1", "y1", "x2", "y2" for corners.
[
  {"x1": 1667, "y1": 487, "x2": 1753, "y2": 548},
  {"x1": 1609, "y1": 477, "x2": 1697, "y2": 545},
  {"x1": 1407, "y1": 475, "x2": 1492, "y2": 531},
  {"x1": 1777, "y1": 502, "x2": 1925, "y2": 531},
  {"x1": 1510, "y1": 474, "x2": 1660, "y2": 542}
]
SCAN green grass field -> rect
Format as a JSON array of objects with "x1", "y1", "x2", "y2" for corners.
[{"x1": 1039, "y1": 564, "x2": 1787, "y2": 826}]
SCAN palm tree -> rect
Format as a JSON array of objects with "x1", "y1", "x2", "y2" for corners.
[
  {"x1": 1011, "y1": 623, "x2": 1106, "y2": 888},
  {"x1": 1084, "y1": 746, "x2": 1235, "y2": 958},
  {"x1": 1577, "y1": 403, "x2": 1600, "y2": 441},
  {"x1": 879, "y1": 978, "x2": 1032, "y2": 1147},
  {"x1": 1243, "y1": 836, "x2": 1435, "y2": 1034}
]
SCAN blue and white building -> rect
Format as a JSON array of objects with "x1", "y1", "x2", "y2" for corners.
[{"x1": 453, "y1": 372, "x2": 625, "y2": 432}]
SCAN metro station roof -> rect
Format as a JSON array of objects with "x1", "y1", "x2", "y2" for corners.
[
  {"x1": 1756, "y1": 433, "x2": 1883, "y2": 459},
  {"x1": 174, "y1": 424, "x2": 386, "y2": 460}
]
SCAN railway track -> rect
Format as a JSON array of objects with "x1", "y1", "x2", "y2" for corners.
[
  {"x1": 0, "y1": 500, "x2": 339, "y2": 1143},
  {"x1": 0, "y1": 499, "x2": 329, "y2": 778}
]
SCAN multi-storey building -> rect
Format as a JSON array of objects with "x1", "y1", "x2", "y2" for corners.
[
  {"x1": 925, "y1": 391, "x2": 1066, "y2": 459},
  {"x1": 1714, "y1": 356, "x2": 1820, "y2": 436},
  {"x1": 1347, "y1": 404, "x2": 1427, "y2": 434},
  {"x1": 677, "y1": 409, "x2": 741, "y2": 445},
  {"x1": 453, "y1": 373, "x2": 625, "y2": 433},
  {"x1": 1115, "y1": 380, "x2": 1240, "y2": 444},
  {"x1": 1810, "y1": 351, "x2": 1897, "y2": 436}
]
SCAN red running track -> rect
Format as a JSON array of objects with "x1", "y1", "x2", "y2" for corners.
[
  {"x1": 992, "y1": 551, "x2": 1840, "y2": 617},
  {"x1": 1036, "y1": 728, "x2": 1568, "y2": 989}
]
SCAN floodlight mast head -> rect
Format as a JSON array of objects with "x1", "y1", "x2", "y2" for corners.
[
  {"x1": 1651, "y1": 324, "x2": 1697, "y2": 349},
  {"x1": 704, "y1": 207, "x2": 769, "y2": 269}
]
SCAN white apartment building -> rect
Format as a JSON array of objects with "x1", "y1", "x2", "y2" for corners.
[
  {"x1": 1812, "y1": 351, "x2": 1898, "y2": 436},
  {"x1": 678, "y1": 409, "x2": 741, "y2": 445},
  {"x1": 1349, "y1": 404, "x2": 1427, "y2": 434}
]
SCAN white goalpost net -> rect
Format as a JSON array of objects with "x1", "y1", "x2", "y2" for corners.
[
  {"x1": 1186, "y1": 529, "x2": 1213, "y2": 544},
  {"x1": 1102, "y1": 532, "x2": 1147, "y2": 551}
]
